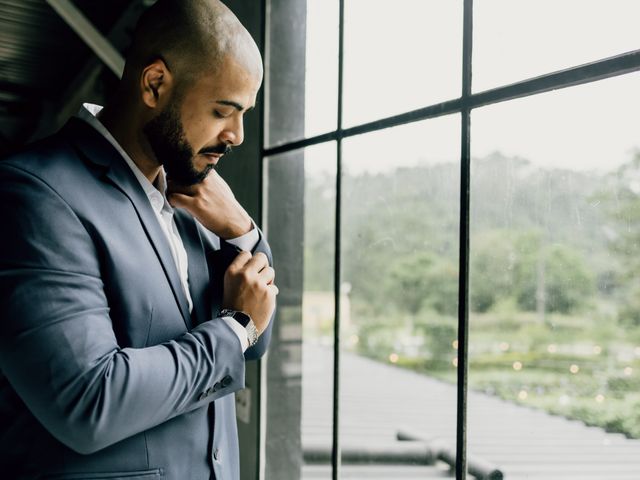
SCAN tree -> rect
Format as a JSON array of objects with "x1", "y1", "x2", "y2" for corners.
[
  {"x1": 388, "y1": 251, "x2": 458, "y2": 316},
  {"x1": 470, "y1": 230, "x2": 518, "y2": 312},
  {"x1": 514, "y1": 235, "x2": 595, "y2": 315},
  {"x1": 603, "y1": 152, "x2": 640, "y2": 325}
]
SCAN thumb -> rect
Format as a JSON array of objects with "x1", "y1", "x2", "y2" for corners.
[
  {"x1": 167, "y1": 192, "x2": 194, "y2": 210},
  {"x1": 229, "y1": 250, "x2": 253, "y2": 270}
]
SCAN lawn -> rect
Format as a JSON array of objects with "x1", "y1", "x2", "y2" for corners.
[{"x1": 351, "y1": 309, "x2": 640, "y2": 439}]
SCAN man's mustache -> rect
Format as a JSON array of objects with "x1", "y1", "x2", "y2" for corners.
[{"x1": 199, "y1": 144, "x2": 231, "y2": 156}]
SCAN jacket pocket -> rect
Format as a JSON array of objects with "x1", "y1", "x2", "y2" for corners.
[{"x1": 43, "y1": 468, "x2": 163, "y2": 480}]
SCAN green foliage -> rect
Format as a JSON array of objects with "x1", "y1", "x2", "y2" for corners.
[
  {"x1": 389, "y1": 252, "x2": 458, "y2": 315},
  {"x1": 303, "y1": 173, "x2": 336, "y2": 292},
  {"x1": 557, "y1": 396, "x2": 640, "y2": 438},
  {"x1": 619, "y1": 285, "x2": 640, "y2": 327},
  {"x1": 599, "y1": 151, "x2": 640, "y2": 325},
  {"x1": 471, "y1": 230, "x2": 595, "y2": 314},
  {"x1": 607, "y1": 374, "x2": 640, "y2": 394},
  {"x1": 514, "y1": 241, "x2": 595, "y2": 314},
  {"x1": 305, "y1": 153, "x2": 608, "y2": 319},
  {"x1": 470, "y1": 230, "x2": 517, "y2": 312},
  {"x1": 414, "y1": 314, "x2": 457, "y2": 367},
  {"x1": 336, "y1": 166, "x2": 460, "y2": 313},
  {"x1": 355, "y1": 318, "x2": 399, "y2": 360}
]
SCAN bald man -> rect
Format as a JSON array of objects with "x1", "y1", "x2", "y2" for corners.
[{"x1": 0, "y1": 1, "x2": 276, "y2": 478}]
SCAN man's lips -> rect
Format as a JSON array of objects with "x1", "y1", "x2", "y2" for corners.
[
  {"x1": 199, "y1": 144, "x2": 230, "y2": 165},
  {"x1": 202, "y1": 152, "x2": 223, "y2": 164}
]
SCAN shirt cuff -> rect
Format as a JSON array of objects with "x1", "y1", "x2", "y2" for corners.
[
  {"x1": 221, "y1": 316, "x2": 249, "y2": 352},
  {"x1": 225, "y1": 223, "x2": 259, "y2": 252}
]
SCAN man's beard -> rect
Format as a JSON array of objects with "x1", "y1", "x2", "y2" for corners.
[{"x1": 143, "y1": 101, "x2": 222, "y2": 186}]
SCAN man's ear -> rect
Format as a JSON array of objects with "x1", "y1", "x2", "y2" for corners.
[{"x1": 140, "y1": 58, "x2": 174, "y2": 109}]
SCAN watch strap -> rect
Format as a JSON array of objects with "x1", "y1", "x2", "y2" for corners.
[{"x1": 220, "y1": 309, "x2": 259, "y2": 347}]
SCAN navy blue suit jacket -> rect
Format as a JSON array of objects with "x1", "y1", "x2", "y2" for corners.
[{"x1": 0, "y1": 117, "x2": 273, "y2": 479}]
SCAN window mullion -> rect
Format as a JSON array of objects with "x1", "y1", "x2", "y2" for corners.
[
  {"x1": 456, "y1": 0, "x2": 473, "y2": 479},
  {"x1": 331, "y1": 1, "x2": 345, "y2": 479}
]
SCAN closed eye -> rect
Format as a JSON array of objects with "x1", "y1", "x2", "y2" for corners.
[{"x1": 214, "y1": 110, "x2": 231, "y2": 119}]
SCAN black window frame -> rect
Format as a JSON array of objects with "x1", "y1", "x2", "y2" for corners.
[{"x1": 261, "y1": 1, "x2": 640, "y2": 478}]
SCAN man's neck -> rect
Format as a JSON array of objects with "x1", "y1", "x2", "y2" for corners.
[{"x1": 98, "y1": 100, "x2": 163, "y2": 185}]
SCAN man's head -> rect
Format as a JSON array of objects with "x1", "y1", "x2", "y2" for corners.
[{"x1": 121, "y1": 0, "x2": 263, "y2": 185}]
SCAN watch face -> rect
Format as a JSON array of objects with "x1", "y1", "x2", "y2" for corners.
[{"x1": 221, "y1": 309, "x2": 251, "y2": 328}]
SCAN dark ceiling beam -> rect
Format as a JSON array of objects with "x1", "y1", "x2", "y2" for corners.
[
  {"x1": 45, "y1": 0, "x2": 125, "y2": 76},
  {"x1": 31, "y1": 0, "x2": 148, "y2": 141}
]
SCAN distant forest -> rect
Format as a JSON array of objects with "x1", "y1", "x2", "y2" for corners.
[{"x1": 304, "y1": 150, "x2": 640, "y2": 326}]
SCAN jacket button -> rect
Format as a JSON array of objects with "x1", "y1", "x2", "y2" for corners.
[
  {"x1": 221, "y1": 375, "x2": 233, "y2": 387},
  {"x1": 213, "y1": 448, "x2": 221, "y2": 461}
]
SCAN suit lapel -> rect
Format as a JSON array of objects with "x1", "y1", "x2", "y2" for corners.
[{"x1": 66, "y1": 118, "x2": 193, "y2": 330}]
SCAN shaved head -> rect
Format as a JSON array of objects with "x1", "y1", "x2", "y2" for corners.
[{"x1": 123, "y1": 0, "x2": 262, "y2": 92}]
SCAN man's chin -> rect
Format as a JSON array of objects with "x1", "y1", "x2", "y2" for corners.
[
  {"x1": 165, "y1": 164, "x2": 214, "y2": 187},
  {"x1": 196, "y1": 164, "x2": 215, "y2": 181}
]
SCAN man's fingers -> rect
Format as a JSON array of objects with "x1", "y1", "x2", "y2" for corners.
[
  {"x1": 167, "y1": 192, "x2": 195, "y2": 209},
  {"x1": 259, "y1": 266, "x2": 275, "y2": 285},
  {"x1": 228, "y1": 250, "x2": 253, "y2": 270},
  {"x1": 245, "y1": 252, "x2": 269, "y2": 273}
]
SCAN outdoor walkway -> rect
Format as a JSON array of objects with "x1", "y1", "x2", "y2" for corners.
[{"x1": 302, "y1": 343, "x2": 640, "y2": 479}]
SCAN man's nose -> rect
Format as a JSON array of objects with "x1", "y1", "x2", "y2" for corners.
[{"x1": 220, "y1": 116, "x2": 244, "y2": 146}]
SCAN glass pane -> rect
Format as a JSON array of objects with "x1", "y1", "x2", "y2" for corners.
[
  {"x1": 304, "y1": 0, "x2": 339, "y2": 139},
  {"x1": 300, "y1": 143, "x2": 337, "y2": 480},
  {"x1": 264, "y1": 143, "x2": 337, "y2": 479},
  {"x1": 469, "y1": 73, "x2": 640, "y2": 479},
  {"x1": 473, "y1": 0, "x2": 640, "y2": 92},
  {"x1": 343, "y1": 0, "x2": 462, "y2": 128},
  {"x1": 266, "y1": 0, "x2": 339, "y2": 147},
  {"x1": 340, "y1": 116, "x2": 460, "y2": 473}
]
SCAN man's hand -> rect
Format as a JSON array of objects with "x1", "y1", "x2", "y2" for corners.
[
  {"x1": 167, "y1": 170, "x2": 253, "y2": 239},
  {"x1": 223, "y1": 251, "x2": 277, "y2": 335}
]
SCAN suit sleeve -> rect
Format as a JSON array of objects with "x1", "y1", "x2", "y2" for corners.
[{"x1": 0, "y1": 163, "x2": 247, "y2": 455}]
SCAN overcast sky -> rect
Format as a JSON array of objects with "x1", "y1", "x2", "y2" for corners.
[{"x1": 302, "y1": 0, "x2": 640, "y2": 175}]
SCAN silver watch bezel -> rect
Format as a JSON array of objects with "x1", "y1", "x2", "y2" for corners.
[{"x1": 246, "y1": 319, "x2": 259, "y2": 347}]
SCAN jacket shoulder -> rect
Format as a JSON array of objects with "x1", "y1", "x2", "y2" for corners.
[{"x1": 0, "y1": 122, "x2": 102, "y2": 197}]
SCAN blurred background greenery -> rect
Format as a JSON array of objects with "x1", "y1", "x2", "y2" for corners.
[{"x1": 303, "y1": 150, "x2": 640, "y2": 439}]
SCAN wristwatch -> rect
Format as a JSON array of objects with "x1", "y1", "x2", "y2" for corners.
[{"x1": 220, "y1": 309, "x2": 259, "y2": 347}]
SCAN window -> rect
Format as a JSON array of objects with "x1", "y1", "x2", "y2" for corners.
[
  {"x1": 262, "y1": 1, "x2": 640, "y2": 478},
  {"x1": 264, "y1": 143, "x2": 337, "y2": 477},
  {"x1": 342, "y1": 0, "x2": 461, "y2": 127},
  {"x1": 473, "y1": 1, "x2": 640, "y2": 92},
  {"x1": 469, "y1": 72, "x2": 640, "y2": 477}
]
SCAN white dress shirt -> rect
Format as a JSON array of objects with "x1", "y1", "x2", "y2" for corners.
[{"x1": 78, "y1": 104, "x2": 257, "y2": 351}]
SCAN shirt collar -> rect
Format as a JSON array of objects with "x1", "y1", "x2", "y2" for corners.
[{"x1": 77, "y1": 103, "x2": 173, "y2": 216}]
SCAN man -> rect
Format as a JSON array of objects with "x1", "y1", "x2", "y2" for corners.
[{"x1": 0, "y1": 1, "x2": 275, "y2": 478}]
